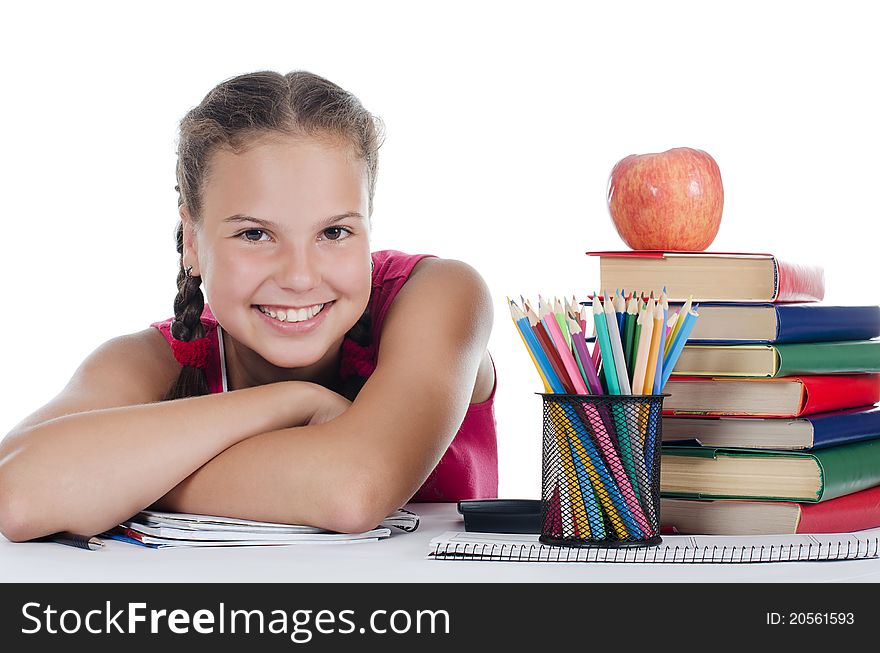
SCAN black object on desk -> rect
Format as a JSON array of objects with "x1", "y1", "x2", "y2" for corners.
[
  {"x1": 36, "y1": 531, "x2": 104, "y2": 550},
  {"x1": 457, "y1": 499, "x2": 542, "y2": 534}
]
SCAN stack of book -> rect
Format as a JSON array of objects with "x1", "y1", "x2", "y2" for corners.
[{"x1": 591, "y1": 250, "x2": 880, "y2": 535}]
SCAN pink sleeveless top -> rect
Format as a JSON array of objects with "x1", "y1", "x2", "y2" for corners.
[{"x1": 151, "y1": 249, "x2": 498, "y2": 502}]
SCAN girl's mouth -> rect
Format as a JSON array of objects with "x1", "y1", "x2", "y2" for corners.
[
  {"x1": 256, "y1": 303, "x2": 327, "y2": 323},
  {"x1": 253, "y1": 301, "x2": 334, "y2": 332}
]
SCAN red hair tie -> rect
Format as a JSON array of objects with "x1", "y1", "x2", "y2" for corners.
[{"x1": 171, "y1": 336, "x2": 212, "y2": 369}]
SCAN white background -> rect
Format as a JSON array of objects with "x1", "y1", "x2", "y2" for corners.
[{"x1": 1, "y1": 0, "x2": 877, "y2": 498}]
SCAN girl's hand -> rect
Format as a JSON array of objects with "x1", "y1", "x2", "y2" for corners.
[{"x1": 305, "y1": 385, "x2": 352, "y2": 426}]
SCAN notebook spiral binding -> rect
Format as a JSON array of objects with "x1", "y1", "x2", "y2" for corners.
[{"x1": 428, "y1": 535, "x2": 880, "y2": 564}]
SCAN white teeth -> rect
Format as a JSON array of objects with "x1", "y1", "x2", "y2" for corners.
[{"x1": 259, "y1": 304, "x2": 324, "y2": 323}]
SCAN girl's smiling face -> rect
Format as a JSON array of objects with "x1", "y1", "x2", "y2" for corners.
[{"x1": 182, "y1": 133, "x2": 372, "y2": 373}]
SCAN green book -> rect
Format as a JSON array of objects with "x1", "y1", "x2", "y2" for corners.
[
  {"x1": 660, "y1": 439, "x2": 880, "y2": 502},
  {"x1": 671, "y1": 339, "x2": 880, "y2": 377}
]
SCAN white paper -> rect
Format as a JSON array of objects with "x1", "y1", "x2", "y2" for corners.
[{"x1": 427, "y1": 528, "x2": 880, "y2": 563}]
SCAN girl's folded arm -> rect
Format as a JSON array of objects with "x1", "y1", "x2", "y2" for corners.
[
  {"x1": 0, "y1": 329, "x2": 325, "y2": 542},
  {"x1": 153, "y1": 258, "x2": 494, "y2": 533}
]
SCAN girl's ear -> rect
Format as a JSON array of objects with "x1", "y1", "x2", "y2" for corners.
[{"x1": 179, "y1": 205, "x2": 202, "y2": 277}]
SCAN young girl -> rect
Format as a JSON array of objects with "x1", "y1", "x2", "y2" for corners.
[{"x1": 0, "y1": 70, "x2": 497, "y2": 542}]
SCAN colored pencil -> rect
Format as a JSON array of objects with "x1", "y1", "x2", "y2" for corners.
[
  {"x1": 633, "y1": 295, "x2": 647, "y2": 376},
  {"x1": 660, "y1": 304, "x2": 700, "y2": 389},
  {"x1": 523, "y1": 304, "x2": 566, "y2": 392},
  {"x1": 622, "y1": 293, "x2": 639, "y2": 375},
  {"x1": 643, "y1": 301, "x2": 665, "y2": 395},
  {"x1": 528, "y1": 305, "x2": 576, "y2": 394},
  {"x1": 567, "y1": 419, "x2": 643, "y2": 539},
  {"x1": 652, "y1": 290, "x2": 667, "y2": 394},
  {"x1": 550, "y1": 411, "x2": 592, "y2": 538},
  {"x1": 577, "y1": 400, "x2": 651, "y2": 529},
  {"x1": 631, "y1": 298, "x2": 655, "y2": 395},
  {"x1": 541, "y1": 303, "x2": 589, "y2": 395},
  {"x1": 613, "y1": 290, "x2": 627, "y2": 335},
  {"x1": 592, "y1": 295, "x2": 620, "y2": 395},
  {"x1": 553, "y1": 297, "x2": 572, "y2": 349},
  {"x1": 602, "y1": 399, "x2": 651, "y2": 531},
  {"x1": 544, "y1": 481, "x2": 562, "y2": 538},
  {"x1": 508, "y1": 299, "x2": 552, "y2": 393},
  {"x1": 665, "y1": 295, "x2": 692, "y2": 357},
  {"x1": 603, "y1": 292, "x2": 631, "y2": 395},
  {"x1": 515, "y1": 303, "x2": 562, "y2": 392},
  {"x1": 568, "y1": 318, "x2": 602, "y2": 394},
  {"x1": 664, "y1": 309, "x2": 679, "y2": 351},
  {"x1": 564, "y1": 315, "x2": 590, "y2": 392},
  {"x1": 565, "y1": 437, "x2": 606, "y2": 538}
]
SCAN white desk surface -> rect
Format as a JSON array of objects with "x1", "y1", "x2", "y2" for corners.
[{"x1": 3, "y1": 503, "x2": 880, "y2": 583}]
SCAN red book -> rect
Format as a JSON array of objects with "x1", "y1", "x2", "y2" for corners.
[
  {"x1": 662, "y1": 374, "x2": 880, "y2": 417},
  {"x1": 661, "y1": 484, "x2": 880, "y2": 535},
  {"x1": 586, "y1": 251, "x2": 825, "y2": 303},
  {"x1": 798, "y1": 485, "x2": 880, "y2": 533}
]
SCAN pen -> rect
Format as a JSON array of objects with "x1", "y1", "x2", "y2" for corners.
[{"x1": 47, "y1": 531, "x2": 104, "y2": 551}]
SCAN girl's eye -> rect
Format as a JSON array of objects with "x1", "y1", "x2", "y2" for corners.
[
  {"x1": 320, "y1": 226, "x2": 352, "y2": 242},
  {"x1": 239, "y1": 229, "x2": 269, "y2": 242}
]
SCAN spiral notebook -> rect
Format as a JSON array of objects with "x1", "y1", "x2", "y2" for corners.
[{"x1": 427, "y1": 529, "x2": 880, "y2": 563}]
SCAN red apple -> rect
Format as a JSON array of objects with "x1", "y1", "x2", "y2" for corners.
[{"x1": 607, "y1": 147, "x2": 724, "y2": 251}]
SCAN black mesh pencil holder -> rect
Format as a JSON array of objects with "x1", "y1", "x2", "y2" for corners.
[{"x1": 539, "y1": 393, "x2": 665, "y2": 548}]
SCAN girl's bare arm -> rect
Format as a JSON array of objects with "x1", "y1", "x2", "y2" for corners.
[{"x1": 0, "y1": 329, "x2": 327, "y2": 542}]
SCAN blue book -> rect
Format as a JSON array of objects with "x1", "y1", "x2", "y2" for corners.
[
  {"x1": 662, "y1": 405, "x2": 880, "y2": 450},
  {"x1": 665, "y1": 303, "x2": 880, "y2": 344}
]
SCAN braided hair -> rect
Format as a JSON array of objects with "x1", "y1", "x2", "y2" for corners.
[
  {"x1": 164, "y1": 70, "x2": 384, "y2": 401},
  {"x1": 162, "y1": 220, "x2": 210, "y2": 400}
]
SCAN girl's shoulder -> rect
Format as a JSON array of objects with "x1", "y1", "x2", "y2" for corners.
[
  {"x1": 369, "y1": 250, "x2": 488, "y2": 311},
  {"x1": 369, "y1": 250, "x2": 490, "y2": 331},
  {"x1": 104, "y1": 328, "x2": 184, "y2": 401},
  {"x1": 67, "y1": 327, "x2": 181, "y2": 401},
  {"x1": 367, "y1": 250, "x2": 437, "y2": 327},
  {"x1": 342, "y1": 251, "x2": 489, "y2": 382}
]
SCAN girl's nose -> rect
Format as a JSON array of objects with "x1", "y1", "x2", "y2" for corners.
[{"x1": 275, "y1": 245, "x2": 321, "y2": 293}]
